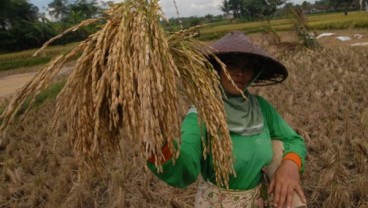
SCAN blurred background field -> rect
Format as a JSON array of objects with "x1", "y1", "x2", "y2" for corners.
[
  {"x1": 1, "y1": 11, "x2": 367, "y2": 73},
  {"x1": 199, "y1": 11, "x2": 368, "y2": 40},
  {"x1": 0, "y1": 44, "x2": 77, "y2": 73}
]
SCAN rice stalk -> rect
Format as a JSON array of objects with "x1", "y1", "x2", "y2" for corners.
[
  {"x1": 169, "y1": 33, "x2": 236, "y2": 186},
  {"x1": 33, "y1": 18, "x2": 102, "y2": 57},
  {"x1": 0, "y1": 0, "x2": 235, "y2": 187},
  {"x1": 289, "y1": 7, "x2": 321, "y2": 49}
]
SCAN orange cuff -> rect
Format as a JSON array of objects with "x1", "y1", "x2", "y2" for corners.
[
  {"x1": 283, "y1": 152, "x2": 302, "y2": 171},
  {"x1": 147, "y1": 143, "x2": 173, "y2": 164}
]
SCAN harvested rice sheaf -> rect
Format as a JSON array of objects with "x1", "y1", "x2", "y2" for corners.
[{"x1": 0, "y1": 0, "x2": 235, "y2": 187}]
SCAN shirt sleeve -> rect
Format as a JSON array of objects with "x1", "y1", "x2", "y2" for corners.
[
  {"x1": 147, "y1": 112, "x2": 203, "y2": 188},
  {"x1": 257, "y1": 96, "x2": 307, "y2": 172}
]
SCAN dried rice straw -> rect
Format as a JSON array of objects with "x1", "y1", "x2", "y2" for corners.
[{"x1": 0, "y1": 0, "x2": 237, "y2": 188}]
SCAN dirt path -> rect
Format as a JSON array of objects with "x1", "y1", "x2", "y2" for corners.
[
  {"x1": 0, "y1": 61, "x2": 75, "y2": 104},
  {"x1": 0, "y1": 72, "x2": 35, "y2": 99}
]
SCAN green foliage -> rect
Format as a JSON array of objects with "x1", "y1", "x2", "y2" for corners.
[
  {"x1": 327, "y1": 0, "x2": 354, "y2": 7},
  {"x1": 220, "y1": 0, "x2": 231, "y2": 16},
  {"x1": 198, "y1": 11, "x2": 368, "y2": 41},
  {"x1": 48, "y1": 0, "x2": 70, "y2": 20},
  {"x1": 46, "y1": 0, "x2": 102, "y2": 45},
  {"x1": 220, "y1": 0, "x2": 286, "y2": 19},
  {"x1": 0, "y1": 57, "x2": 52, "y2": 72},
  {"x1": 0, "y1": 0, "x2": 38, "y2": 23},
  {"x1": 2, "y1": 21, "x2": 57, "y2": 51},
  {"x1": 48, "y1": 0, "x2": 101, "y2": 22},
  {"x1": 0, "y1": 0, "x2": 55, "y2": 52},
  {"x1": 229, "y1": 0, "x2": 243, "y2": 18},
  {"x1": 242, "y1": 0, "x2": 286, "y2": 20},
  {"x1": 0, "y1": 0, "x2": 102, "y2": 53},
  {"x1": 70, "y1": 0, "x2": 100, "y2": 19}
]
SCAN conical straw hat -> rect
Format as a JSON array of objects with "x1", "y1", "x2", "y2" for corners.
[{"x1": 209, "y1": 31, "x2": 288, "y2": 85}]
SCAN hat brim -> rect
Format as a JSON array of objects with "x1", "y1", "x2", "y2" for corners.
[{"x1": 209, "y1": 52, "x2": 288, "y2": 86}]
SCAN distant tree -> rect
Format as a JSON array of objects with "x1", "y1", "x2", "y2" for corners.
[
  {"x1": 47, "y1": 0, "x2": 102, "y2": 44},
  {"x1": 0, "y1": 0, "x2": 56, "y2": 52},
  {"x1": 204, "y1": 14, "x2": 214, "y2": 22},
  {"x1": 242, "y1": 0, "x2": 286, "y2": 20},
  {"x1": 242, "y1": 0, "x2": 266, "y2": 19},
  {"x1": 220, "y1": 0, "x2": 286, "y2": 19},
  {"x1": 48, "y1": 0, "x2": 70, "y2": 21},
  {"x1": 229, "y1": 0, "x2": 243, "y2": 18},
  {"x1": 350, "y1": 0, "x2": 361, "y2": 9},
  {"x1": 187, "y1": 16, "x2": 201, "y2": 27},
  {"x1": 0, "y1": 0, "x2": 12, "y2": 29},
  {"x1": 69, "y1": 0, "x2": 100, "y2": 19},
  {"x1": 0, "y1": 0, "x2": 103, "y2": 52},
  {"x1": 302, "y1": 1, "x2": 311, "y2": 9},
  {"x1": 220, "y1": 0, "x2": 231, "y2": 16},
  {"x1": 66, "y1": 9, "x2": 84, "y2": 24},
  {"x1": 314, "y1": 0, "x2": 330, "y2": 10},
  {"x1": 326, "y1": 0, "x2": 354, "y2": 14},
  {"x1": 328, "y1": 0, "x2": 354, "y2": 6},
  {"x1": 11, "y1": 0, "x2": 39, "y2": 22},
  {"x1": 277, "y1": 2, "x2": 294, "y2": 16},
  {"x1": 284, "y1": 2, "x2": 295, "y2": 8}
]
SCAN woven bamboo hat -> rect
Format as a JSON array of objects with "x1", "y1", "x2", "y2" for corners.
[{"x1": 209, "y1": 31, "x2": 288, "y2": 85}]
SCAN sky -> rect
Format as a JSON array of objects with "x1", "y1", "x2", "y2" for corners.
[{"x1": 31, "y1": 0, "x2": 317, "y2": 18}]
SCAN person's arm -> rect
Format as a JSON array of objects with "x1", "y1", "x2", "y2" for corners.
[
  {"x1": 147, "y1": 111, "x2": 204, "y2": 188},
  {"x1": 257, "y1": 96, "x2": 306, "y2": 171},
  {"x1": 257, "y1": 96, "x2": 307, "y2": 208}
]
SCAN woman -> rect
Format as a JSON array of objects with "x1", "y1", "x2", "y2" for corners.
[{"x1": 147, "y1": 31, "x2": 307, "y2": 208}]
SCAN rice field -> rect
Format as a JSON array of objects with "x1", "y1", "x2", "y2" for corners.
[
  {"x1": 0, "y1": 43, "x2": 77, "y2": 73},
  {"x1": 199, "y1": 11, "x2": 368, "y2": 40},
  {"x1": 0, "y1": 30, "x2": 367, "y2": 207}
]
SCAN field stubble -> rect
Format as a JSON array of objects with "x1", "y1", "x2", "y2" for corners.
[
  {"x1": 0, "y1": 43, "x2": 368, "y2": 207},
  {"x1": 256, "y1": 46, "x2": 368, "y2": 207}
]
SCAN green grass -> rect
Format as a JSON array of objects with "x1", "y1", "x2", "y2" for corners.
[
  {"x1": 0, "y1": 43, "x2": 77, "y2": 72},
  {"x1": 18, "y1": 81, "x2": 65, "y2": 114},
  {"x1": 198, "y1": 11, "x2": 368, "y2": 41},
  {"x1": 0, "y1": 57, "x2": 53, "y2": 71}
]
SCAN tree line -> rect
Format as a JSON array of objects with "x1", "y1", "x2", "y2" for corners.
[
  {"x1": 0, "y1": 0, "x2": 364, "y2": 53},
  {"x1": 219, "y1": 0, "x2": 362, "y2": 20},
  {"x1": 220, "y1": 0, "x2": 286, "y2": 20},
  {"x1": 0, "y1": 0, "x2": 102, "y2": 53}
]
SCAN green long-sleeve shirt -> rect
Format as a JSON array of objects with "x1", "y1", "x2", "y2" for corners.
[{"x1": 147, "y1": 95, "x2": 306, "y2": 190}]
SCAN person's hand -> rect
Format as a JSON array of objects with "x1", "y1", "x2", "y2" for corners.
[{"x1": 268, "y1": 159, "x2": 306, "y2": 208}]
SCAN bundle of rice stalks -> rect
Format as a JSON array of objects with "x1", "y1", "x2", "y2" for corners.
[
  {"x1": 289, "y1": 7, "x2": 321, "y2": 49},
  {"x1": 0, "y1": 0, "x2": 235, "y2": 187}
]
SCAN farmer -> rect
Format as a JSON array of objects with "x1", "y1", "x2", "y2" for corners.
[{"x1": 147, "y1": 31, "x2": 307, "y2": 208}]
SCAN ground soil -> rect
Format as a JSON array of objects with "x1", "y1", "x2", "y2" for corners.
[
  {"x1": 0, "y1": 72, "x2": 35, "y2": 99},
  {"x1": 0, "y1": 61, "x2": 75, "y2": 105}
]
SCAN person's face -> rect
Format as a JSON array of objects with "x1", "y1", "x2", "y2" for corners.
[{"x1": 219, "y1": 57, "x2": 255, "y2": 95}]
